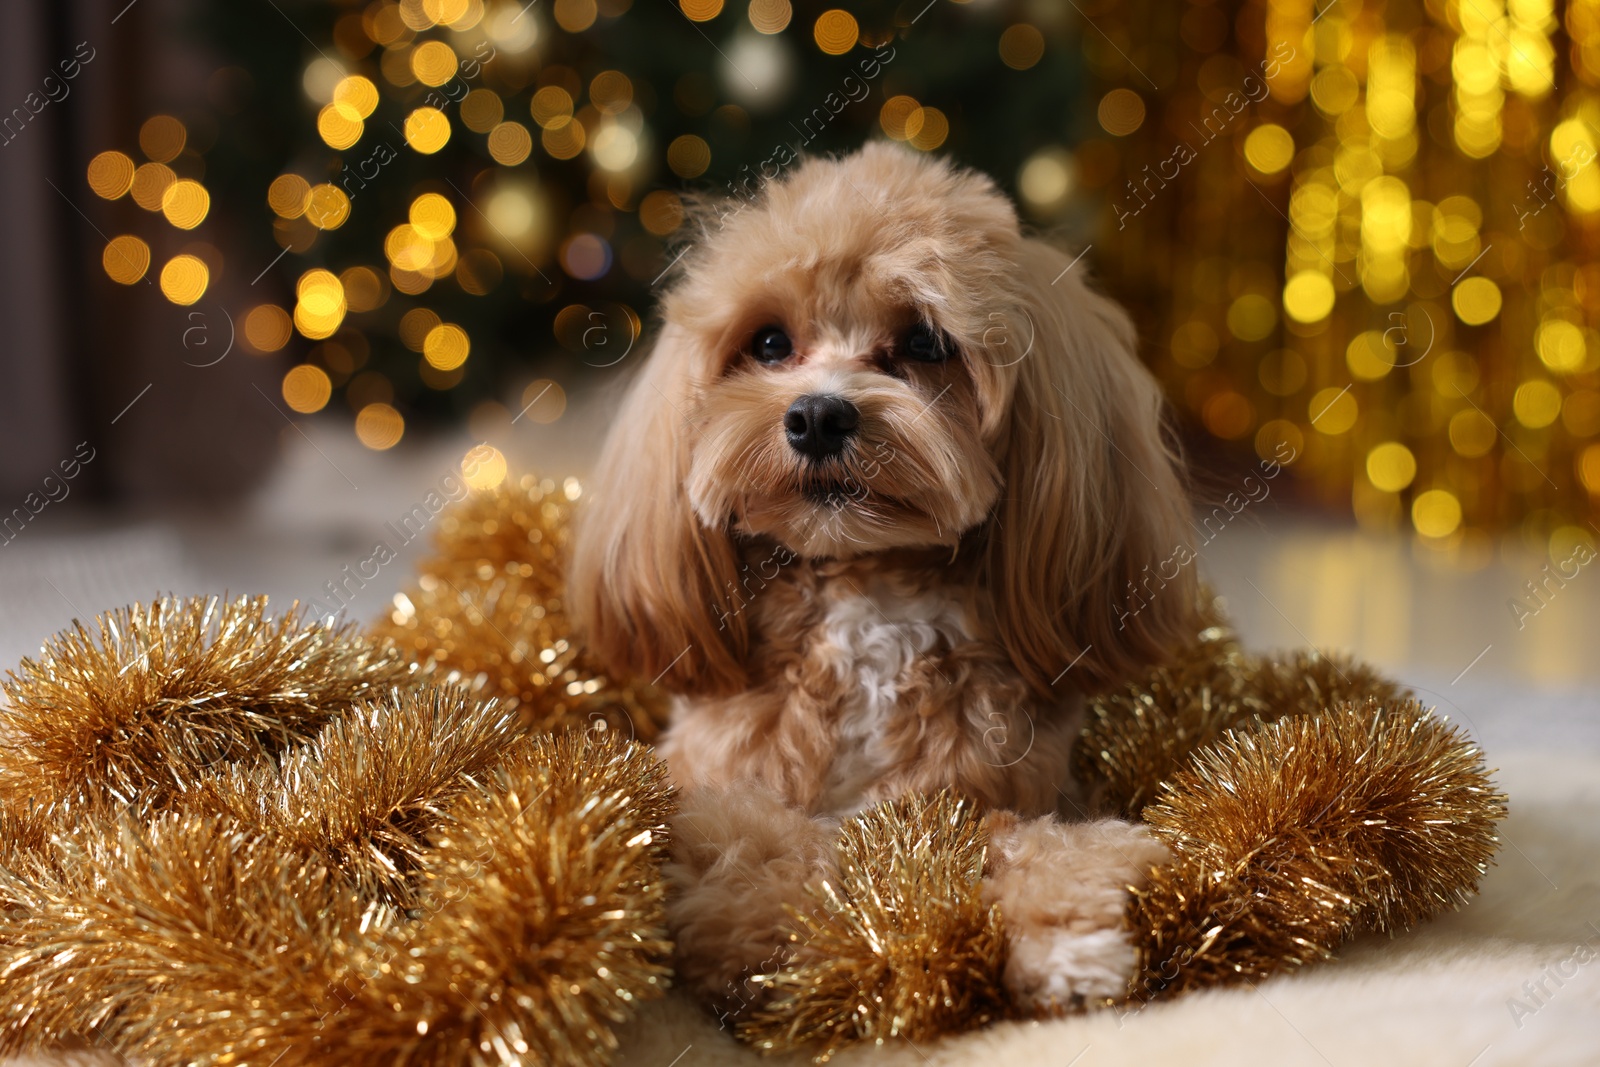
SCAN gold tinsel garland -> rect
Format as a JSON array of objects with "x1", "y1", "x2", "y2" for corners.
[
  {"x1": 740, "y1": 793, "x2": 1011, "y2": 1061},
  {"x1": 0, "y1": 692, "x2": 674, "y2": 1065},
  {"x1": 1072, "y1": 611, "x2": 1411, "y2": 817},
  {"x1": 371, "y1": 474, "x2": 669, "y2": 743},
  {"x1": 0, "y1": 569, "x2": 676, "y2": 1065},
  {"x1": 189, "y1": 686, "x2": 528, "y2": 905},
  {"x1": 1125, "y1": 697, "x2": 1506, "y2": 1003},
  {"x1": 0, "y1": 595, "x2": 413, "y2": 810}
]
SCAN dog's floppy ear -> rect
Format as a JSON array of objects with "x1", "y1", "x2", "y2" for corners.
[
  {"x1": 983, "y1": 239, "x2": 1196, "y2": 697},
  {"x1": 569, "y1": 323, "x2": 748, "y2": 694}
]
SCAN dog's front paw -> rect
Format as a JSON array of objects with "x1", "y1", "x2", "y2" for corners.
[
  {"x1": 1003, "y1": 920, "x2": 1138, "y2": 1012},
  {"x1": 983, "y1": 814, "x2": 1171, "y2": 1014}
]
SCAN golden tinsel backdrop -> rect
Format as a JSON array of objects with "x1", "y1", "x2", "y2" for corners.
[{"x1": 1090, "y1": 0, "x2": 1600, "y2": 562}]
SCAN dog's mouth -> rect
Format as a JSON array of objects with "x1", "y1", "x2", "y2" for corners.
[
  {"x1": 800, "y1": 480, "x2": 866, "y2": 508},
  {"x1": 792, "y1": 456, "x2": 892, "y2": 507},
  {"x1": 723, "y1": 455, "x2": 955, "y2": 556},
  {"x1": 795, "y1": 480, "x2": 916, "y2": 519}
]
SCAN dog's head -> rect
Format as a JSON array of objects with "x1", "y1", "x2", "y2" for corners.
[{"x1": 571, "y1": 144, "x2": 1195, "y2": 697}]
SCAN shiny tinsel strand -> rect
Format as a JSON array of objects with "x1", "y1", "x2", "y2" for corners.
[
  {"x1": 370, "y1": 475, "x2": 669, "y2": 743},
  {"x1": 190, "y1": 686, "x2": 526, "y2": 906},
  {"x1": 1247, "y1": 649, "x2": 1412, "y2": 747},
  {"x1": 0, "y1": 732, "x2": 674, "y2": 1067},
  {"x1": 1076, "y1": 629, "x2": 1410, "y2": 818},
  {"x1": 1072, "y1": 623, "x2": 1255, "y2": 818},
  {"x1": 349, "y1": 731, "x2": 676, "y2": 1067},
  {"x1": 0, "y1": 811, "x2": 383, "y2": 1059},
  {"x1": 0, "y1": 799, "x2": 62, "y2": 923},
  {"x1": 0, "y1": 595, "x2": 413, "y2": 811},
  {"x1": 411, "y1": 474, "x2": 580, "y2": 584},
  {"x1": 1122, "y1": 699, "x2": 1507, "y2": 1002},
  {"x1": 740, "y1": 792, "x2": 1010, "y2": 1062},
  {"x1": 0, "y1": 801, "x2": 51, "y2": 876}
]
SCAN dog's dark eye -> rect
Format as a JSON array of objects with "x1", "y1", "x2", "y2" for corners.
[
  {"x1": 751, "y1": 326, "x2": 793, "y2": 364},
  {"x1": 903, "y1": 323, "x2": 953, "y2": 363}
]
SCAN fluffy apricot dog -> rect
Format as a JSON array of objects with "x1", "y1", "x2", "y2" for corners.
[{"x1": 571, "y1": 142, "x2": 1196, "y2": 1016}]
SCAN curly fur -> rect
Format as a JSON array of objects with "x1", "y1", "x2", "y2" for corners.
[{"x1": 569, "y1": 143, "x2": 1196, "y2": 1019}]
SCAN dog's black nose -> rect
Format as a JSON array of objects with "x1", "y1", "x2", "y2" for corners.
[{"x1": 784, "y1": 394, "x2": 859, "y2": 459}]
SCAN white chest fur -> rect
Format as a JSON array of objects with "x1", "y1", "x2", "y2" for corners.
[{"x1": 813, "y1": 582, "x2": 970, "y2": 814}]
